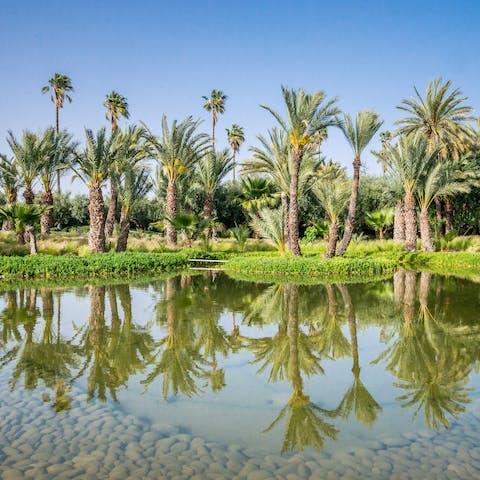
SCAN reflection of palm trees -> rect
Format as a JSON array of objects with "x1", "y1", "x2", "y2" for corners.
[
  {"x1": 143, "y1": 277, "x2": 206, "y2": 398},
  {"x1": 374, "y1": 271, "x2": 474, "y2": 429},
  {"x1": 250, "y1": 283, "x2": 338, "y2": 453},
  {"x1": 335, "y1": 285, "x2": 382, "y2": 427}
]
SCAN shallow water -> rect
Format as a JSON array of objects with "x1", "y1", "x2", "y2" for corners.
[{"x1": 0, "y1": 271, "x2": 479, "y2": 479}]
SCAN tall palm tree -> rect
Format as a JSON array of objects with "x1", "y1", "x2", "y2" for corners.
[
  {"x1": 0, "y1": 154, "x2": 21, "y2": 231},
  {"x1": 202, "y1": 90, "x2": 227, "y2": 149},
  {"x1": 196, "y1": 148, "x2": 233, "y2": 220},
  {"x1": 145, "y1": 116, "x2": 209, "y2": 247},
  {"x1": 104, "y1": 91, "x2": 130, "y2": 237},
  {"x1": 226, "y1": 124, "x2": 245, "y2": 180},
  {"x1": 336, "y1": 110, "x2": 383, "y2": 255},
  {"x1": 71, "y1": 128, "x2": 115, "y2": 253},
  {"x1": 261, "y1": 86, "x2": 339, "y2": 256},
  {"x1": 312, "y1": 176, "x2": 350, "y2": 258},
  {"x1": 7, "y1": 130, "x2": 46, "y2": 204},
  {"x1": 41, "y1": 73, "x2": 74, "y2": 193},
  {"x1": 395, "y1": 78, "x2": 475, "y2": 232},
  {"x1": 385, "y1": 134, "x2": 436, "y2": 251},
  {"x1": 245, "y1": 128, "x2": 323, "y2": 248},
  {"x1": 416, "y1": 159, "x2": 478, "y2": 250},
  {"x1": 116, "y1": 165, "x2": 152, "y2": 252}
]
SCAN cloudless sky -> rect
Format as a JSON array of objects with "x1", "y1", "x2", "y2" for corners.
[{"x1": 1, "y1": 0, "x2": 479, "y2": 192}]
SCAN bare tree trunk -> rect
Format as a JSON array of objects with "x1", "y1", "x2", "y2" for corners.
[
  {"x1": 404, "y1": 191, "x2": 417, "y2": 252},
  {"x1": 166, "y1": 179, "x2": 177, "y2": 247},
  {"x1": 288, "y1": 150, "x2": 302, "y2": 256},
  {"x1": 281, "y1": 192, "x2": 290, "y2": 251},
  {"x1": 324, "y1": 220, "x2": 338, "y2": 258},
  {"x1": 393, "y1": 200, "x2": 405, "y2": 242},
  {"x1": 41, "y1": 188, "x2": 53, "y2": 235},
  {"x1": 419, "y1": 208, "x2": 434, "y2": 251},
  {"x1": 116, "y1": 207, "x2": 130, "y2": 252},
  {"x1": 104, "y1": 181, "x2": 118, "y2": 238},
  {"x1": 88, "y1": 185, "x2": 106, "y2": 253},
  {"x1": 26, "y1": 225, "x2": 38, "y2": 255},
  {"x1": 337, "y1": 154, "x2": 361, "y2": 255},
  {"x1": 445, "y1": 198, "x2": 454, "y2": 234}
]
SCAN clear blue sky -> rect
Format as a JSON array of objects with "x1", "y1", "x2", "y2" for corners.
[{"x1": 1, "y1": 0, "x2": 479, "y2": 192}]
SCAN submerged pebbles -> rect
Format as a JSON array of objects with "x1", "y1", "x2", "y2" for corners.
[{"x1": 0, "y1": 385, "x2": 479, "y2": 479}]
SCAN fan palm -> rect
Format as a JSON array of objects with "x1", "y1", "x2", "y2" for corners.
[
  {"x1": 238, "y1": 176, "x2": 279, "y2": 214},
  {"x1": 41, "y1": 73, "x2": 73, "y2": 193},
  {"x1": 0, "y1": 154, "x2": 21, "y2": 231},
  {"x1": 365, "y1": 207, "x2": 394, "y2": 240},
  {"x1": 312, "y1": 176, "x2": 350, "y2": 258},
  {"x1": 261, "y1": 86, "x2": 339, "y2": 255},
  {"x1": 395, "y1": 78, "x2": 475, "y2": 232},
  {"x1": 226, "y1": 124, "x2": 245, "y2": 180},
  {"x1": 385, "y1": 134, "x2": 437, "y2": 251},
  {"x1": 145, "y1": 116, "x2": 209, "y2": 247},
  {"x1": 71, "y1": 128, "x2": 115, "y2": 253},
  {"x1": 336, "y1": 110, "x2": 383, "y2": 255},
  {"x1": 103, "y1": 91, "x2": 131, "y2": 237},
  {"x1": 196, "y1": 148, "x2": 233, "y2": 220},
  {"x1": 202, "y1": 89, "x2": 227, "y2": 149}
]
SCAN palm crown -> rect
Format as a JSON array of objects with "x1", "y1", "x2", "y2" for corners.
[
  {"x1": 104, "y1": 91, "x2": 130, "y2": 131},
  {"x1": 42, "y1": 73, "x2": 73, "y2": 110}
]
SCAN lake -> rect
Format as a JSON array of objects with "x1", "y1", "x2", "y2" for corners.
[{"x1": 0, "y1": 270, "x2": 479, "y2": 479}]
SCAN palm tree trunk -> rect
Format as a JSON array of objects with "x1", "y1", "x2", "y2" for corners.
[
  {"x1": 55, "y1": 106, "x2": 61, "y2": 194},
  {"x1": 281, "y1": 192, "x2": 290, "y2": 250},
  {"x1": 403, "y1": 271, "x2": 416, "y2": 330},
  {"x1": 434, "y1": 197, "x2": 443, "y2": 234},
  {"x1": 337, "y1": 154, "x2": 361, "y2": 255},
  {"x1": 203, "y1": 192, "x2": 213, "y2": 219},
  {"x1": 88, "y1": 286, "x2": 105, "y2": 351},
  {"x1": 404, "y1": 191, "x2": 417, "y2": 252},
  {"x1": 24, "y1": 183, "x2": 34, "y2": 205},
  {"x1": 26, "y1": 225, "x2": 38, "y2": 255},
  {"x1": 324, "y1": 220, "x2": 338, "y2": 258},
  {"x1": 232, "y1": 152, "x2": 236, "y2": 181},
  {"x1": 17, "y1": 229, "x2": 25, "y2": 246},
  {"x1": 288, "y1": 150, "x2": 302, "y2": 256},
  {"x1": 2, "y1": 191, "x2": 16, "y2": 231},
  {"x1": 445, "y1": 198, "x2": 454, "y2": 234},
  {"x1": 338, "y1": 284, "x2": 359, "y2": 377},
  {"x1": 419, "y1": 208, "x2": 434, "y2": 251},
  {"x1": 108, "y1": 286, "x2": 120, "y2": 330},
  {"x1": 104, "y1": 180, "x2": 118, "y2": 237},
  {"x1": 116, "y1": 207, "x2": 130, "y2": 252},
  {"x1": 286, "y1": 283, "x2": 302, "y2": 398},
  {"x1": 88, "y1": 184, "x2": 106, "y2": 253},
  {"x1": 41, "y1": 188, "x2": 54, "y2": 235},
  {"x1": 393, "y1": 200, "x2": 405, "y2": 242},
  {"x1": 166, "y1": 179, "x2": 177, "y2": 247},
  {"x1": 211, "y1": 116, "x2": 215, "y2": 150},
  {"x1": 419, "y1": 271, "x2": 431, "y2": 309}
]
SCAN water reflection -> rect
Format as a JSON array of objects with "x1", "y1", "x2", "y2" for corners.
[{"x1": 0, "y1": 272, "x2": 479, "y2": 455}]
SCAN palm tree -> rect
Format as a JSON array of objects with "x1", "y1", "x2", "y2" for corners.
[
  {"x1": 0, "y1": 154, "x2": 21, "y2": 231},
  {"x1": 249, "y1": 207, "x2": 286, "y2": 254},
  {"x1": 145, "y1": 116, "x2": 209, "y2": 247},
  {"x1": 336, "y1": 110, "x2": 383, "y2": 255},
  {"x1": 0, "y1": 204, "x2": 47, "y2": 254},
  {"x1": 385, "y1": 134, "x2": 437, "y2": 251},
  {"x1": 226, "y1": 124, "x2": 245, "y2": 180},
  {"x1": 416, "y1": 159, "x2": 478, "y2": 250},
  {"x1": 7, "y1": 130, "x2": 46, "y2": 204},
  {"x1": 41, "y1": 73, "x2": 74, "y2": 193},
  {"x1": 196, "y1": 148, "x2": 233, "y2": 220},
  {"x1": 395, "y1": 78, "x2": 475, "y2": 232},
  {"x1": 71, "y1": 129, "x2": 114, "y2": 253},
  {"x1": 312, "y1": 177, "x2": 350, "y2": 258},
  {"x1": 38, "y1": 129, "x2": 76, "y2": 234},
  {"x1": 202, "y1": 89, "x2": 227, "y2": 149},
  {"x1": 104, "y1": 91, "x2": 130, "y2": 238},
  {"x1": 165, "y1": 213, "x2": 206, "y2": 248},
  {"x1": 365, "y1": 207, "x2": 394, "y2": 240},
  {"x1": 261, "y1": 86, "x2": 339, "y2": 256},
  {"x1": 116, "y1": 165, "x2": 152, "y2": 252},
  {"x1": 245, "y1": 128, "x2": 323, "y2": 248}
]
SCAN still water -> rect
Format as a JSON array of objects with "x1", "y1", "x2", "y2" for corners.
[{"x1": 0, "y1": 271, "x2": 479, "y2": 479}]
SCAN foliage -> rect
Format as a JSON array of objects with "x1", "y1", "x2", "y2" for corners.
[
  {"x1": 249, "y1": 208, "x2": 286, "y2": 253},
  {"x1": 229, "y1": 224, "x2": 250, "y2": 251},
  {"x1": 365, "y1": 207, "x2": 394, "y2": 239}
]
